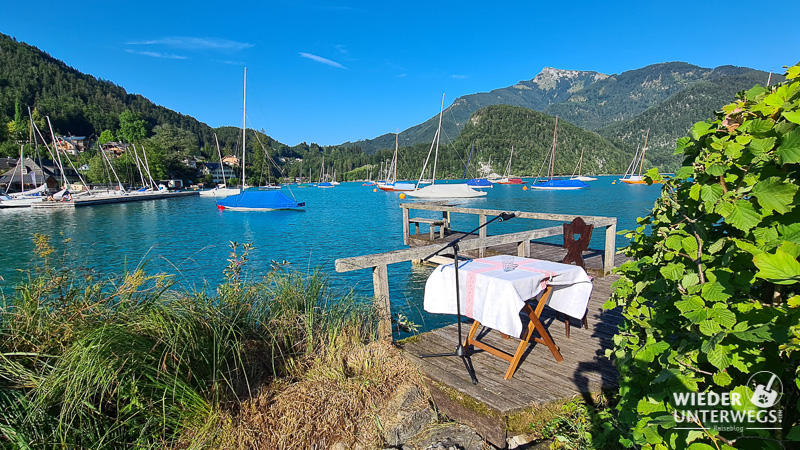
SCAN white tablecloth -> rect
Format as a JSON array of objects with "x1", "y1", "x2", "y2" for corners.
[{"x1": 423, "y1": 255, "x2": 593, "y2": 337}]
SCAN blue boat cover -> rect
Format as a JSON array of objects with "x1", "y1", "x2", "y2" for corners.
[
  {"x1": 532, "y1": 179, "x2": 589, "y2": 189},
  {"x1": 466, "y1": 178, "x2": 493, "y2": 187},
  {"x1": 217, "y1": 190, "x2": 305, "y2": 210}
]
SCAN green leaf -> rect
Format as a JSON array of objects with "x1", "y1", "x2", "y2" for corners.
[
  {"x1": 689, "y1": 184, "x2": 701, "y2": 201},
  {"x1": 666, "y1": 234, "x2": 684, "y2": 251},
  {"x1": 681, "y1": 273, "x2": 700, "y2": 288},
  {"x1": 783, "y1": 110, "x2": 800, "y2": 125},
  {"x1": 726, "y1": 200, "x2": 761, "y2": 232},
  {"x1": 690, "y1": 121, "x2": 714, "y2": 140},
  {"x1": 707, "y1": 345, "x2": 732, "y2": 369},
  {"x1": 752, "y1": 177, "x2": 799, "y2": 214},
  {"x1": 777, "y1": 128, "x2": 800, "y2": 164},
  {"x1": 681, "y1": 236, "x2": 698, "y2": 259},
  {"x1": 707, "y1": 238, "x2": 725, "y2": 254},
  {"x1": 745, "y1": 85, "x2": 768, "y2": 101},
  {"x1": 753, "y1": 248, "x2": 800, "y2": 284},
  {"x1": 660, "y1": 263, "x2": 685, "y2": 281},
  {"x1": 675, "y1": 296, "x2": 704, "y2": 313},
  {"x1": 713, "y1": 370, "x2": 732, "y2": 386},
  {"x1": 699, "y1": 320, "x2": 721, "y2": 335},
  {"x1": 702, "y1": 282, "x2": 731, "y2": 302},
  {"x1": 788, "y1": 65, "x2": 800, "y2": 79},
  {"x1": 745, "y1": 118, "x2": 774, "y2": 134},
  {"x1": 706, "y1": 164, "x2": 726, "y2": 176},
  {"x1": 700, "y1": 184, "x2": 723, "y2": 207},
  {"x1": 749, "y1": 136, "x2": 777, "y2": 155},
  {"x1": 709, "y1": 307, "x2": 736, "y2": 328}
]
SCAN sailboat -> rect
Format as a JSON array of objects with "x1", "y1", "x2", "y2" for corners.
[
  {"x1": 406, "y1": 95, "x2": 486, "y2": 199},
  {"x1": 318, "y1": 156, "x2": 334, "y2": 188},
  {"x1": 531, "y1": 116, "x2": 588, "y2": 190},
  {"x1": 217, "y1": 68, "x2": 305, "y2": 211},
  {"x1": 378, "y1": 130, "x2": 416, "y2": 192},
  {"x1": 621, "y1": 129, "x2": 660, "y2": 184},
  {"x1": 199, "y1": 133, "x2": 242, "y2": 197},
  {"x1": 494, "y1": 146, "x2": 526, "y2": 184},
  {"x1": 569, "y1": 148, "x2": 597, "y2": 182}
]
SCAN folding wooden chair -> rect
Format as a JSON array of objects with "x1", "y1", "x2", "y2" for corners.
[{"x1": 463, "y1": 285, "x2": 563, "y2": 380}]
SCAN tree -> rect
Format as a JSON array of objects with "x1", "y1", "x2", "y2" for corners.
[
  {"x1": 98, "y1": 129, "x2": 115, "y2": 145},
  {"x1": 607, "y1": 64, "x2": 800, "y2": 448},
  {"x1": 118, "y1": 110, "x2": 149, "y2": 144}
]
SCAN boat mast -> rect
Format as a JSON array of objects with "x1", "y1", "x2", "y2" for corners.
[
  {"x1": 432, "y1": 93, "x2": 444, "y2": 184},
  {"x1": 549, "y1": 116, "x2": 559, "y2": 179},
  {"x1": 393, "y1": 128, "x2": 399, "y2": 184},
  {"x1": 505, "y1": 146, "x2": 514, "y2": 179},
  {"x1": 241, "y1": 67, "x2": 247, "y2": 189},
  {"x1": 638, "y1": 128, "x2": 650, "y2": 177}
]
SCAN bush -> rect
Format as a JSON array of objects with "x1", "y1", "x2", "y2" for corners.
[{"x1": 607, "y1": 63, "x2": 800, "y2": 449}]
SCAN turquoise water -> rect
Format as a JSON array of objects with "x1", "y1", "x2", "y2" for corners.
[{"x1": 0, "y1": 176, "x2": 661, "y2": 332}]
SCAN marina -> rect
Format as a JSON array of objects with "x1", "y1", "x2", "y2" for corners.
[{"x1": 30, "y1": 190, "x2": 198, "y2": 208}]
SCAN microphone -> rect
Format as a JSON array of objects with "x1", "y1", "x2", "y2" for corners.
[{"x1": 498, "y1": 211, "x2": 517, "y2": 222}]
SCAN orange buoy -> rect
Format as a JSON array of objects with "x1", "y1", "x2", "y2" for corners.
[
  {"x1": 399, "y1": 193, "x2": 406, "y2": 199},
  {"x1": 373, "y1": 188, "x2": 377, "y2": 192},
  {"x1": 522, "y1": 186, "x2": 528, "y2": 191}
]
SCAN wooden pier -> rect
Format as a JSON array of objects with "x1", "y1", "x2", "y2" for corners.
[
  {"x1": 31, "y1": 190, "x2": 198, "y2": 208},
  {"x1": 335, "y1": 202, "x2": 625, "y2": 447}
]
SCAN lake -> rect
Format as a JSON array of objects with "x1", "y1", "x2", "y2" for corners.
[{"x1": 0, "y1": 176, "x2": 661, "y2": 332}]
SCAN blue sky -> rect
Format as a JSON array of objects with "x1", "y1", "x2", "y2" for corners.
[{"x1": 4, "y1": 1, "x2": 798, "y2": 146}]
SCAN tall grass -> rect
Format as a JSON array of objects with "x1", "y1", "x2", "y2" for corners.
[{"x1": 0, "y1": 235, "x2": 378, "y2": 448}]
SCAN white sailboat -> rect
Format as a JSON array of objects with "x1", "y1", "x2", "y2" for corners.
[
  {"x1": 199, "y1": 133, "x2": 242, "y2": 198},
  {"x1": 378, "y1": 130, "x2": 416, "y2": 192},
  {"x1": 406, "y1": 94, "x2": 486, "y2": 199},
  {"x1": 569, "y1": 148, "x2": 597, "y2": 182},
  {"x1": 494, "y1": 146, "x2": 526, "y2": 184},
  {"x1": 621, "y1": 129, "x2": 660, "y2": 184}
]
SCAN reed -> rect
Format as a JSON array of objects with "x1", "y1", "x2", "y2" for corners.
[{"x1": 0, "y1": 235, "x2": 381, "y2": 448}]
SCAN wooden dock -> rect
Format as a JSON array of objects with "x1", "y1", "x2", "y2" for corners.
[
  {"x1": 335, "y1": 202, "x2": 625, "y2": 447},
  {"x1": 31, "y1": 190, "x2": 198, "y2": 208},
  {"x1": 399, "y1": 275, "x2": 622, "y2": 446}
]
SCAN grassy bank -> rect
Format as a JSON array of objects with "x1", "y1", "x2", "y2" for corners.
[{"x1": 0, "y1": 235, "x2": 420, "y2": 448}]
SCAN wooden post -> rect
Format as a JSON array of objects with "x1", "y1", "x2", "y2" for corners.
[
  {"x1": 479, "y1": 214, "x2": 486, "y2": 258},
  {"x1": 442, "y1": 210, "x2": 451, "y2": 234},
  {"x1": 402, "y1": 205, "x2": 410, "y2": 245},
  {"x1": 372, "y1": 264, "x2": 392, "y2": 341},
  {"x1": 604, "y1": 220, "x2": 617, "y2": 276},
  {"x1": 517, "y1": 240, "x2": 530, "y2": 258}
]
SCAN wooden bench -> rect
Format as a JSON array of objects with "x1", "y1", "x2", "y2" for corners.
[{"x1": 409, "y1": 217, "x2": 447, "y2": 240}]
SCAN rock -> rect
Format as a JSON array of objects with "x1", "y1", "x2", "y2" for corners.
[
  {"x1": 380, "y1": 385, "x2": 436, "y2": 446},
  {"x1": 411, "y1": 423, "x2": 484, "y2": 450}
]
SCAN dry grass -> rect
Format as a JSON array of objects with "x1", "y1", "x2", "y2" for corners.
[{"x1": 217, "y1": 340, "x2": 424, "y2": 449}]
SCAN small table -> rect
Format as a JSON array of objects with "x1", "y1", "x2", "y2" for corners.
[{"x1": 423, "y1": 255, "x2": 593, "y2": 379}]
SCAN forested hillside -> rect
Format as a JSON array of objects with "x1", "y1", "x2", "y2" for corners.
[{"x1": 0, "y1": 33, "x2": 218, "y2": 151}]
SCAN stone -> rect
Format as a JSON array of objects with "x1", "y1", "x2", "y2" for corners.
[
  {"x1": 411, "y1": 423, "x2": 484, "y2": 450},
  {"x1": 380, "y1": 385, "x2": 436, "y2": 446}
]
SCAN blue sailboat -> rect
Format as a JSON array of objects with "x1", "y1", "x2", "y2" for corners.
[
  {"x1": 530, "y1": 116, "x2": 588, "y2": 190},
  {"x1": 217, "y1": 190, "x2": 305, "y2": 211}
]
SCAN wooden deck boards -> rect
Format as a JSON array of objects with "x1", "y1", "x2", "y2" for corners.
[{"x1": 399, "y1": 275, "x2": 621, "y2": 416}]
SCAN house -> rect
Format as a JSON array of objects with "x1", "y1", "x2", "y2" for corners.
[
  {"x1": 197, "y1": 162, "x2": 236, "y2": 184},
  {"x1": 101, "y1": 142, "x2": 130, "y2": 158},
  {"x1": 221, "y1": 155, "x2": 240, "y2": 167},
  {"x1": 56, "y1": 136, "x2": 88, "y2": 155},
  {"x1": 0, "y1": 158, "x2": 66, "y2": 192}
]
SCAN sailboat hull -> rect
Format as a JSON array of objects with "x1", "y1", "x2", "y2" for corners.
[
  {"x1": 378, "y1": 182, "x2": 417, "y2": 192},
  {"x1": 530, "y1": 179, "x2": 589, "y2": 190},
  {"x1": 198, "y1": 187, "x2": 241, "y2": 198},
  {"x1": 571, "y1": 176, "x2": 597, "y2": 182},
  {"x1": 405, "y1": 184, "x2": 487, "y2": 198}
]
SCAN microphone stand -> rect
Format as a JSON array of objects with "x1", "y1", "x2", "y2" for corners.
[{"x1": 419, "y1": 212, "x2": 516, "y2": 385}]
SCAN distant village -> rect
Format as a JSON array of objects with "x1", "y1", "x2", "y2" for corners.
[{"x1": 0, "y1": 135, "x2": 242, "y2": 194}]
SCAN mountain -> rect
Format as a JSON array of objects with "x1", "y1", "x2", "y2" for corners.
[
  {"x1": 348, "y1": 63, "x2": 776, "y2": 167},
  {"x1": 596, "y1": 69, "x2": 783, "y2": 171}
]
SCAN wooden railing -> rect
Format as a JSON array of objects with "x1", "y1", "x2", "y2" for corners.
[{"x1": 335, "y1": 202, "x2": 617, "y2": 341}]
